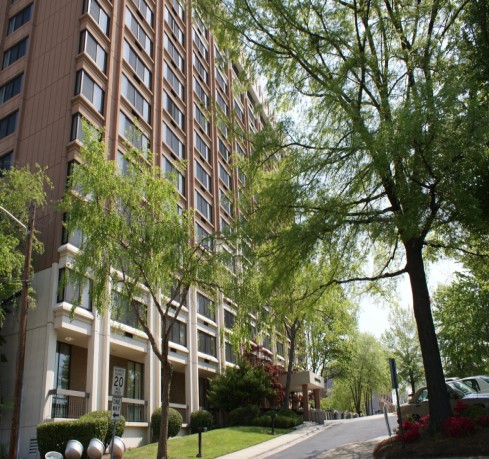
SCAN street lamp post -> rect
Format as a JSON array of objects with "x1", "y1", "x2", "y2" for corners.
[{"x1": 2, "y1": 202, "x2": 36, "y2": 459}]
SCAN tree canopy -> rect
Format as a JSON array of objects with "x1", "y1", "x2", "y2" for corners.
[
  {"x1": 60, "y1": 127, "x2": 226, "y2": 459},
  {"x1": 382, "y1": 304, "x2": 424, "y2": 395},
  {"x1": 433, "y1": 271, "x2": 489, "y2": 376},
  {"x1": 197, "y1": 0, "x2": 489, "y2": 429}
]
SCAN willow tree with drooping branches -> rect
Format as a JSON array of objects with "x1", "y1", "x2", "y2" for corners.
[{"x1": 197, "y1": 0, "x2": 489, "y2": 429}]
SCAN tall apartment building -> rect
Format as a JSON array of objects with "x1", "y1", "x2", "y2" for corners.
[{"x1": 0, "y1": 0, "x2": 286, "y2": 456}]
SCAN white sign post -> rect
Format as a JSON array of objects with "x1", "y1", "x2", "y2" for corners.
[{"x1": 110, "y1": 367, "x2": 126, "y2": 459}]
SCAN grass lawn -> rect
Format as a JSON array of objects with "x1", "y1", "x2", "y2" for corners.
[{"x1": 123, "y1": 426, "x2": 293, "y2": 459}]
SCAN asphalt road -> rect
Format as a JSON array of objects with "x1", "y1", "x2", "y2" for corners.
[{"x1": 264, "y1": 414, "x2": 396, "y2": 459}]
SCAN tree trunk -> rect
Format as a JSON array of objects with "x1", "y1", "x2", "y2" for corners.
[
  {"x1": 283, "y1": 322, "x2": 297, "y2": 409},
  {"x1": 157, "y1": 353, "x2": 173, "y2": 459},
  {"x1": 404, "y1": 240, "x2": 452, "y2": 429}
]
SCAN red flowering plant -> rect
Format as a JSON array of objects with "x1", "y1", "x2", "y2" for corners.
[
  {"x1": 396, "y1": 418, "x2": 428, "y2": 443},
  {"x1": 477, "y1": 414, "x2": 489, "y2": 428},
  {"x1": 442, "y1": 415, "x2": 476, "y2": 437}
]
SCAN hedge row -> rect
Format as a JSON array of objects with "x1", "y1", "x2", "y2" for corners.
[{"x1": 37, "y1": 411, "x2": 125, "y2": 458}]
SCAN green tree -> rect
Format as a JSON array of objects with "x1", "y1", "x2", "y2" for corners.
[
  {"x1": 433, "y1": 272, "x2": 489, "y2": 376},
  {"x1": 382, "y1": 304, "x2": 424, "y2": 394},
  {"x1": 207, "y1": 361, "x2": 274, "y2": 412},
  {"x1": 198, "y1": 0, "x2": 489, "y2": 428},
  {"x1": 301, "y1": 289, "x2": 355, "y2": 380},
  {"x1": 0, "y1": 166, "x2": 50, "y2": 308},
  {"x1": 60, "y1": 128, "x2": 225, "y2": 459},
  {"x1": 333, "y1": 333, "x2": 390, "y2": 416}
]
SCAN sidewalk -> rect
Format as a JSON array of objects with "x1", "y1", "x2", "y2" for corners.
[{"x1": 216, "y1": 421, "x2": 386, "y2": 459}]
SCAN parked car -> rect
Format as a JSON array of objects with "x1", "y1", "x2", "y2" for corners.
[
  {"x1": 400, "y1": 380, "x2": 489, "y2": 420},
  {"x1": 461, "y1": 376, "x2": 489, "y2": 394}
]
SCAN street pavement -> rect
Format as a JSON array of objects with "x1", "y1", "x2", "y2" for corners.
[{"x1": 216, "y1": 415, "x2": 391, "y2": 459}]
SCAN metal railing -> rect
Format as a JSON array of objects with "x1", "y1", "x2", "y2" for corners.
[
  {"x1": 48, "y1": 388, "x2": 89, "y2": 419},
  {"x1": 109, "y1": 396, "x2": 147, "y2": 422}
]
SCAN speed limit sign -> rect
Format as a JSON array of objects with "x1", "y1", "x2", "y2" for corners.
[{"x1": 112, "y1": 367, "x2": 126, "y2": 397}]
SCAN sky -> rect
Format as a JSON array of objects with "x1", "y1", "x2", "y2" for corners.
[{"x1": 358, "y1": 258, "x2": 462, "y2": 339}]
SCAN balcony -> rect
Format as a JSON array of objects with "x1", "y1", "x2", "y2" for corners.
[
  {"x1": 48, "y1": 388, "x2": 89, "y2": 419},
  {"x1": 109, "y1": 396, "x2": 148, "y2": 422}
]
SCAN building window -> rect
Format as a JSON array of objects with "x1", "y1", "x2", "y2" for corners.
[
  {"x1": 121, "y1": 74, "x2": 151, "y2": 123},
  {"x1": 163, "y1": 157, "x2": 185, "y2": 195},
  {"x1": 193, "y1": 53, "x2": 208, "y2": 84},
  {"x1": 2, "y1": 37, "x2": 28, "y2": 69},
  {"x1": 195, "y1": 160, "x2": 211, "y2": 192},
  {"x1": 125, "y1": 7, "x2": 153, "y2": 57},
  {"x1": 163, "y1": 93, "x2": 184, "y2": 130},
  {"x1": 61, "y1": 212, "x2": 84, "y2": 247},
  {"x1": 133, "y1": 0, "x2": 154, "y2": 28},
  {"x1": 218, "y1": 138, "x2": 229, "y2": 162},
  {"x1": 164, "y1": 34, "x2": 184, "y2": 72},
  {"x1": 57, "y1": 268, "x2": 92, "y2": 311},
  {"x1": 224, "y1": 309, "x2": 235, "y2": 329},
  {"x1": 123, "y1": 40, "x2": 152, "y2": 89},
  {"x1": 165, "y1": 8, "x2": 184, "y2": 45},
  {"x1": 194, "y1": 103, "x2": 209, "y2": 135},
  {"x1": 195, "y1": 191, "x2": 212, "y2": 221},
  {"x1": 0, "y1": 74, "x2": 23, "y2": 104},
  {"x1": 225, "y1": 342, "x2": 237, "y2": 364},
  {"x1": 234, "y1": 98, "x2": 244, "y2": 123},
  {"x1": 198, "y1": 330, "x2": 216, "y2": 357},
  {"x1": 215, "y1": 68, "x2": 228, "y2": 93},
  {"x1": 52, "y1": 342, "x2": 71, "y2": 418},
  {"x1": 126, "y1": 360, "x2": 144, "y2": 420},
  {"x1": 70, "y1": 113, "x2": 99, "y2": 143},
  {"x1": 83, "y1": 0, "x2": 110, "y2": 35},
  {"x1": 0, "y1": 151, "x2": 13, "y2": 172},
  {"x1": 164, "y1": 63, "x2": 184, "y2": 101},
  {"x1": 0, "y1": 111, "x2": 18, "y2": 139},
  {"x1": 119, "y1": 111, "x2": 150, "y2": 157},
  {"x1": 220, "y1": 189, "x2": 232, "y2": 215},
  {"x1": 111, "y1": 290, "x2": 146, "y2": 330},
  {"x1": 276, "y1": 341, "x2": 284, "y2": 357},
  {"x1": 194, "y1": 78, "x2": 209, "y2": 108},
  {"x1": 169, "y1": 320, "x2": 187, "y2": 346},
  {"x1": 193, "y1": 28, "x2": 208, "y2": 61},
  {"x1": 219, "y1": 164, "x2": 231, "y2": 188},
  {"x1": 7, "y1": 3, "x2": 33, "y2": 35},
  {"x1": 194, "y1": 131, "x2": 210, "y2": 162},
  {"x1": 195, "y1": 223, "x2": 212, "y2": 250},
  {"x1": 216, "y1": 91, "x2": 228, "y2": 115},
  {"x1": 163, "y1": 124, "x2": 184, "y2": 159},
  {"x1": 170, "y1": 0, "x2": 184, "y2": 20},
  {"x1": 197, "y1": 292, "x2": 215, "y2": 321},
  {"x1": 79, "y1": 30, "x2": 107, "y2": 73},
  {"x1": 75, "y1": 70, "x2": 105, "y2": 114}
]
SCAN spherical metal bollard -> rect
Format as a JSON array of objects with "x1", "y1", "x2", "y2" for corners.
[
  {"x1": 109, "y1": 436, "x2": 126, "y2": 459},
  {"x1": 87, "y1": 438, "x2": 105, "y2": 459},
  {"x1": 65, "y1": 439, "x2": 83, "y2": 459}
]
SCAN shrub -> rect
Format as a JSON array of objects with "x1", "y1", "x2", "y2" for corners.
[
  {"x1": 228, "y1": 405, "x2": 260, "y2": 426},
  {"x1": 151, "y1": 407, "x2": 183, "y2": 441},
  {"x1": 477, "y1": 414, "x2": 489, "y2": 428},
  {"x1": 189, "y1": 409, "x2": 213, "y2": 433},
  {"x1": 443, "y1": 416, "x2": 476, "y2": 438},
  {"x1": 252, "y1": 415, "x2": 272, "y2": 427},
  {"x1": 79, "y1": 410, "x2": 125, "y2": 448},
  {"x1": 207, "y1": 363, "x2": 275, "y2": 412},
  {"x1": 460, "y1": 405, "x2": 489, "y2": 422},
  {"x1": 396, "y1": 420, "x2": 422, "y2": 443},
  {"x1": 37, "y1": 417, "x2": 108, "y2": 458},
  {"x1": 274, "y1": 415, "x2": 299, "y2": 428}
]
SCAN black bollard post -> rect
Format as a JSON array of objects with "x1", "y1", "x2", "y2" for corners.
[
  {"x1": 196, "y1": 427, "x2": 207, "y2": 457},
  {"x1": 271, "y1": 413, "x2": 277, "y2": 435}
]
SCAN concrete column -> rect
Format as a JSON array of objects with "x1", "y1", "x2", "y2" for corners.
[
  {"x1": 86, "y1": 311, "x2": 102, "y2": 411},
  {"x1": 314, "y1": 389, "x2": 321, "y2": 409},
  {"x1": 302, "y1": 384, "x2": 310, "y2": 421},
  {"x1": 186, "y1": 286, "x2": 200, "y2": 419}
]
